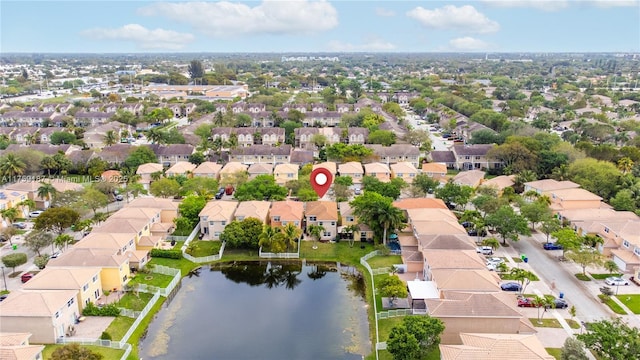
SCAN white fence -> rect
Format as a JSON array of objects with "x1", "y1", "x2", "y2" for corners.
[
  {"x1": 181, "y1": 222, "x2": 201, "y2": 250},
  {"x1": 377, "y1": 309, "x2": 413, "y2": 319},
  {"x1": 56, "y1": 338, "x2": 132, "y2": 360},
  {"x1": 117, "y1": 307, "x2": 141, "y2": 318},
  {"x1": 119, "y1": 291, "x2": 161, "y2": 345},
  {"x1": 182, "y1": 241, "x2": 226, "y2": 263},
  {"x1": 135, "y1": 266, "x2": 181, "y2": 297},
  {"x1": 371, "y1": 267, "x2": 392, "y2": 275},
  {"x1": 258, "y1": 245, "x2": 300, "y2": 259}
]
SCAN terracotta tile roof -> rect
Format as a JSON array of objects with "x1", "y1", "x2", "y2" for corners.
[
  {"x1": 453, "y1": 170, "x2": 485, "y2": 187},
  {"x1": 193, "y1": 161, "x2": 222, "y2": 175},
  {"x1": 248, "y1": 163, "x2": 274, "y2": 175},
  {"x1": 390, "y1": 161, "x2": 418, "y2": 173},
  {"x1": 110, "y1": 207, "x2": 160, "y2": 221},
  {"x1": 427, "y1": 291, "x2": 523, "y2": 318},
  {"x1": 338, "y1": 202, "x2": 352, "y2": 217},
  {"x1": 219, "y1": 162, "x2": 248, "y2": 174},
  {"x1": 166, "y1": 161, "x2": 197, "y2": 175},
  {"x1": 422, "y1": 250, "x2": 486, "y2": 270},
  {"x1": 431, "y1": 269, "x2": 501, "y2": 292},
  {"x1": 440, "y1": 333, "x2": 553, "y2": 360},
  {"x1": 421, "y1": 162, "x2": 447, "y2": 174},
  {"x1": 138, "y1": 235, "x2": 163, "y2": 247},
  {"x1": 0, "y1": 333, "x2": 31, "y2": 346},
  {"x1": 22, "y1": 267, "x2": 100, "y2": 290},
  {"x1": 198, "y1": 200, "x2": 238, "y2": 221},
  {"x1": 0, "y1": 290, "x2": 78, "y2": 317},
  {"x1": 0, "y1": 345, "x2": 45, "y2": 360},
  {"x1": 136, "y1": 162, "x2": 163, "y2": 175},
  {"x1": 313, "y1": 162, "x2": 337, "y2": 175},
  {"x1": 413, "y1": 221, "x2": 467, "y2": 236},
  {"x1": 525, "y1": 179, "x2": 580, "y2": 192},
  {"x1": 550, "y1": 188, "x2": 602, "y2": 201},
  {"x1": 270, "y1": 201, "x2": 304, "y2": 222},
  {"x1": 234, "y1": 201, "x2": 271, "y2": 222},
  {"x1": 127, "y1": 197, "x2": 179, "y2": 210},
  {"x1": 274, "y1": 163, "x2": 298, "y2": 175},
  {"x1": 47, "y1": 248, "x2": 129, "y2": 268},
  {"x1": 395, "y1": 198, "x2": 448, "y2": 210},
  {"x1": 338, "y1": 161, "x2": 364, "y2": 174},
  {"x1": 305, "y1": 201, "x2": 338, "y2": 221},
  {"x1": 418, "y1": 234, "x2": 477, "y2": 250},
  {"x1": 93, "y1": 218, "x2": 150, "y2": 234},
  {"x1": 481, "y1": 175, "x2": 515, "y2": 190}
]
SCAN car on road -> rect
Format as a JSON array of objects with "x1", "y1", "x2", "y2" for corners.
[
  {"x1": 12, "y1": 222, "x2": 27, "y2": 229},
  {"x1": 21, "y1": 272, "x2": 34, "y2": 283},
  {"x1": 476, "y1": 246, "x2": 493, "y2": 255},
  {"x1": 548, "y1": 298, "x2": 569, "y2": 309},
  {"x1": 605, "y1": 277, "x2": 629, "y2": 286},
  {"x1": 215, "y1": 188, "x2": 225, "y2": 200},
  {"x1": 29, "y1": 211, "x2": 43, "y2": 218},
  {"x1": 543, "y1": 242, "x2": 563, "y2": 250},
  {"x1": 500, "y1": 282, "x2": 522, "y2": 292}
]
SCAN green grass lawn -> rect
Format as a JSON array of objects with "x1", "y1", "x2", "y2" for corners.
[
  {"x1": 104, "y1": 316, "x2": 135, "y2": 341},
  {"x1": 0, "y1": 290, "x2": 9, "y2": 295},
  {"x1": 590, "y1": 273, "x2": 621, "y2": 280},
  {"x1": 127, "y1": 272, "x2": 174, "y2": 288},
  {"x1": 117, "y1": 292, "x2": 153, "y2": 311},
  {"x1": 43, "y1": 344, "x2": 124, "y2": 360},
  {"x1": 614, "y1": 294, "x2": 640, "y2": 314},
  {"x1": 187, "y1": 240, "x2": 222, "y2": 257},
  {"x1": 367, "y1": 255, "x2": 402, "y2": 269},
  {"x1": 598, "y1": 295, "x2": 626, "y2": 314},
  {"x1": 127, "y1": 297, "x2": 166, "y2": 360},
  {"x1": 172, "y1": 241, "x2": 184, "y2": 250},
  {"x1": 529, "y1": 318, "x2": 581, "y2": 329},
  {"x1": 512, "y1": 257, "x2": 523, "y2": 263},
  {"x1": 546, "y1": 348, "x2": 562, "y2": 360},
  {"x1": 299, "y1": 241, "x2": 376, "y2": 263},
  {"x1": 378, "y1": 317, "x2": 404, "y2": 341},
  {"x1": 148, "y1": 257, "x2": 199, "y2": 277},
  {"x1": 500, "y1": 273, "x2": 540, "y2": 281},
  {"x1": 575, "y1": 273, "x2": 591, "y2": 281}
]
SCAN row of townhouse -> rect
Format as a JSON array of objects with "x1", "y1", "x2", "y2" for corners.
[
  {"x1": 524, "y1": 179, "x2": 640, "y2": 277},
  {"x1": 198, "y1": 200, "x2": 341, "y2": 242},
  {"x1": 294, "y1": 127, "x2": 368, "y2": 150},
  {"x1": 0, "y1": 197, "x2": 180, "y2": 344},
  {"x1": 428, "y1": 144, "x2": 501, "y2": 171},
  {"x1": 389, "y1": 198, "x2": 546, "y2": 355}
]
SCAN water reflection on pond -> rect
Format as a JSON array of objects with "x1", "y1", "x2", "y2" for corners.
[{"x1": 140, "y1": 261, "x2": 370, "y2": 360}]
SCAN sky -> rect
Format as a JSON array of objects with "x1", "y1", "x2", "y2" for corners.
[{"x1": 1, "y1": 0, "x2": 639, "y2": 53}]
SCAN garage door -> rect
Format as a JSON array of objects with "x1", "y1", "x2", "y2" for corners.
[{"x1": 613, "y1": 255, "x2": 627, "y2": 272}]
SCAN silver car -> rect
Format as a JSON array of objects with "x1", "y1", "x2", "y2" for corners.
[{"x1": 605, "y1": 277, "x2": 629, "y2": 286}]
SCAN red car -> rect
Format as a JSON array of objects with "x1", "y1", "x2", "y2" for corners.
[
  {"x1": 517, "y1": 297, "x2": 540, "y2": 308},
  {"x1": 21, "y1": 272, "x2": 34, "y2": 283}
]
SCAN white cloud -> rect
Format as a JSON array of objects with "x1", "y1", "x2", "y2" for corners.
[
  {"x1": 327, "y1": 38, "x2": 396, "y2": 52},
  {"x1": 449, "y1": 37, "x2": 490, "y2": 51},
  {"x1": 407, "y1": 5, "x2": 500, "y2": 34},
  {"x1": 481, "y1": 0, "x2": 638, "y2": 11},
  {"x1": 81, "y1": 24, "x2": 194, "y2": 50},
  {"x1": 138, "y1": 0, "x2": 338, "y2": 37},
  {"x1": 375, "y1": 7, "x2": 396, "y2": 17}
]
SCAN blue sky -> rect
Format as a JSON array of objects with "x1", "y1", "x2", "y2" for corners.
[{"x1": 1, "y1": 0, "x2": 639, "y2": 53}]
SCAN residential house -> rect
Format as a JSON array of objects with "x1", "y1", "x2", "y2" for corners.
[
  {"x1": 120, "y1": 103, "x2": 143, "y2": 116},
  {"x1": 4, "y1": 144, "x2": 80, "y2": 157},
  {"x1": 440, "y1": 333, "x2": 553, "y2": 360},
  {"x1": 450, "y1": 144, "x2": 498, "y2": 171},
  {"x1": 149, "y1": 144, "x2": 195, "y2": 167},
  {"x1": 234, "y1": 201, "x2": 271, "y2": 224},
  {"x1": 390, "y1": 162, "x2": 418, "y2": 184},
  {"x1": 0, "y1": 332, "x2": 44, "y2": 360},
  {"x1": 0, "y1": 290, "x2": 80, "y2": 344},
  {"x1": 366, "y1": 144, "x2": 420, "y2": 168},
  {"x1": 313, "y1": 162, "x2": 337, "y2": 179},
  {"x1": 338, "y1": 162, "x2": 364, "y2": 185},
  {"x1": 289, "y1": 150, "x2": 314, "y2": 166},
  {"x1": 136, "y1": 162, "x2": 164, "y2": 190},
  {"x1": 302, "y1": 111, "x2": 341, "y2": 127},
  {"x1": 421, "y1": 250, "x2": 486, "y2": 280},
  {"x1": 430, "y1": 269, "x2": 501, "y2": 293},
  {"x1": 548, "y1": 188, "x2": 604, "y2": 212},
  {"x1": 304, "y1": 201, "x2": 338, "y2": 241},
  {"x1": 294, "y1": 127, "x2": 320, "y2": 150},
  {"x1": 364, "y1": 162, "x2": 391, "y2": 182},
  {"x1": 454, "y1": 120, "x2": 497, "y2": 143},
  {"x1": 426, "y1": 291, "x2": 536, "y2": 344},
  {"x1": 83, "y1": 122, "x2": 132, "y2": 149},
  {"x1": 393, "y1": 198, "x2": 448, "y2": 211},
  {"x1": 270, "y1": 200, "x2": 304, "y2": 229},
  {"x1": 219, "y1": 162, "x2": 248, "y2": 184},
  {"x1": 338, "y1": 202, "x2": 373, "y2": 242},
  {"x1": 421, "y1": 163, "x2": 448, "y2": 182},
  {"x1": 347, "y1": 128, "x2": 368, "y2": 145},
  {"x1": 229, "y1": 145, "x2": 291, "y2": 165},
  {"x1": 165, "y1": 161, "x2": 197, "y2": 177},
  {"x1": 193, "y1": 162, "x2": 222, "y2": 179},
  {"x1": 273, "y1": 163, "x2": 298, "y2": 184},
  {"x1": 452, "y1": 170, "x2": 486, "y2": 188},
  {"x1": 427, "y1": 151, "x2": 456, "y2": 169},
  {"x1": 523, "y1": 179, "x2": 581, "y2": 195},
  {"x1": 127, "y1": 197, "x2": 179, "y2": 224},
  {"x1": 74, "y1": 233, "x2": 138, "y2": 255},
  {"x1": 198, "y1": 201, "x2": 238, "y2": 240},
  {"x1": 0, "y1": 190, "x2": 29, "y2": 224},
  {"x1": 481, "y1": 175, "x2": 515, "y2": 194},
  {"x1": 211, "y1": 127, "x2": 285, "y2": 148},
  {"x1": 248, "y1": 163, "x2": 274, "y2": 179},
  {"x1": 22, "y1": 268, "x2": 103, "y2": 309},
  {"x1": 93, "y1": 144, "x2": 134, "y2": 165},
  {"x1": 73, "y1": 111, "x2": 112, "y2": 127},
  {"x1": 336, "y1": 103, "x2": 351, "y2": 113},
  {"x1": 5, "y1": 180, "x2": 82, "y2": 210}
]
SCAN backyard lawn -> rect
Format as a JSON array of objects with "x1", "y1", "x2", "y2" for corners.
[
  {"x1": 104, "y1": 316, "x2": 135, "y2": 341},
  {"x1": 367, "y1": 255, "x2": 402, "y2": 270},
  {"x1": 43, "y1": 345, "x2": 124, "y2": 360},
  {"x1": 187, "y1": 240, "x2": 222, "y2": 257},
  {"x1": 127, "y1": 272, "x2": 174, "y2": 288},
  {"x1": 148, "y1": 257, "x2": 199, "y2": 277},
  {"x1": 117, "y1": 292, "x2": 153, "y2": 311},
  {"x1": 615, "y1": 294, "x2": 640, "y2": 314}
]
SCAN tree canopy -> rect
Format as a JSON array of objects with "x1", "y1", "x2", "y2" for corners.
[{"x1": 234, "y1": 174, "x2": 288, "y2": 201}]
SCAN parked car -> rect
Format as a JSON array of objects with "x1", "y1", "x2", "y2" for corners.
[
  {"x1": 215, "y1": 188, "x2": 225, "y2": 200},
  {"x1": 29, "y1": 211, "x2": 43, "y2": 218},
  {"x1": 115, "y1": 194, "x2": 124, "y2": 201},
  {"x1": 12, "y1": 222, "x2": 27, "y2": 229},
  {"x1": 476, "y1": 246, "x2": 493, "y2": 255},
  {"x1": 51, "y1": 251, "x2": 61, "y2": 259},
  {"x1": 21, "y1": 272, "x2": 34, "y2": 283},
  {"x1": 605, "y1": 277, "x2": 629, "y2": 286},
  {"x1": 517, "y1": 297, "x2": 538, "y2": 307},
  {"x1": 0, "y1": 294, "x2": 7, "y2": 302},
  {"x1": 486, "y1": 257, "x2": 504, "y2": 265},
  {"x1": 467, "y1": 229, "x2": 487, "y2": 237},
  {"x1": 500, "y1": 282, "x2": 522, "y2": 292},
  {"x1": 543, "y1": 242, "x2": 563, "y2": 250},
  {"x1": 548, "y1": 298, "x2": 569, "y2": 309},
  {"x1": 354, "y1": 188, "x2": 361, "y2": 195}
]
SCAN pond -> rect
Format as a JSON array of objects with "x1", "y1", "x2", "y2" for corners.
[{"x1": 140, "y1": 261, "x2": 370, "y2": 360}]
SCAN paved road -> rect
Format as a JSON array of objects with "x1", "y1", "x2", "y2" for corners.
[{"x1": 510, "y1": 232, "x2": 612, "y2": 323}]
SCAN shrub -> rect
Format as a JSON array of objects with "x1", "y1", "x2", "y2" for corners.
[
  {"x1": 82, "y1": 302, "x2": 121, "y2": 317},
  {"x1": 2, "y1": 253, "x2": 27, "y2": 272},
  {"x1": 150, "y1": 248, "x2": 183, "y2": 259},
  {"x1": 100, "y1": 331, "x2": 112, "y2": 340}
]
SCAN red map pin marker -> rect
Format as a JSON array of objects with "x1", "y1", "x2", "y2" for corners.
[{"x1": 310, "y1": 167, "x2": 333, "y2": 198}]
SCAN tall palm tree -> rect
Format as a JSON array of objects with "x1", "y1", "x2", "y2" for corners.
[
  {"x1": 258, "y1": 226, "x2": 281, "y2": 252},
  {"x1": 37, "y1": 182, "x2": 57, "y2": 202},
  {"x1": 617, "y1": 157, "x2": 634, "y2": 174},
  {"x1": 41, "y1": 156, "x2": 57, "y2": 176},
  {"x1": 307, "y1": 224, "x2": 324, "y2": 250},
  {"x1": 0, "y1": 153, "x2": 26, "y2": 177},
  {"x1": 146, "y1": 128, "x2": 164, "y2": 144},
  {"x1": 103, "y1": 130, "x2": 117, "y2": 146},
  {"x1": 375, "y1": 202, "x2": 405, "y2": 246},
  {"x1": 281, "y1": 223, "x2": 301, "y2": 252},
  {"x1": 0, "y1": 207, "x2": 19, "y2": 225}
]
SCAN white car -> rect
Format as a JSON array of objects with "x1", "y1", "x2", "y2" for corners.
[
  {"x1": 476, "y1": 246, "x2": 493, "y2": 255},
  {"x1": 486, "y1": 257, "x2": 504, "y2": 265},
  {"x1": 29, "y1": 211, "x2": 44, "y2": 218},
  {"x1": 605, "y1": 277, "x2": 629, "y2": 286}
]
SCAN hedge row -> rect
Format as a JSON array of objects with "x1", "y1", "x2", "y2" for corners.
[{"x1": 150, "y1": 248, "x2": 183, "y2": 259}]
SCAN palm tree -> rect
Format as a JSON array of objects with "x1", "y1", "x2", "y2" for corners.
[
  {"x1": 0, "y1": 207, "x2": 19, "y2": 225},
  {"x1": 146, "y1": 128, "x2": 164, "y2": 144},
  {"x1": 103, "y1": 130, "x2": 117, "y2": 146},
  {"x1": 603, "y1": 260, "x2": 619, "y2": 275},
  {"x1": 376, "y1": 202, "x2": 405, "y2": 246},
  {"x1": 0, "y1": 153, "x2": 26, "y2": 177},
  {"x1": 258, "y1": 226, "x2": 281, "y2": 252},
  {"x1": 617, "y1": 157, "x2": 634, "y2": 174},
  {"x1": 481, "y1": 237, "x2": 500, "y2": 252},
  {"x1": 18, "y1": 199, "x2": 36, "y2": 212},
  {"x1": 343, "y1": 224, "x2": 360, "y2": 248},
  {"x1": 307, "y1": 224, "x2": 324, "y2": 250},
  {"x1": 41, "y1": 156, "x2": 57, "y2": 176},
  {"x1": 55, "y1": 234, "x2": 74, "y2": 251},
  {"x1": 281, "y1": 223, "x2": 301, "y2": 252},
  {"x1": 24, "y1": 133, "x2": 35, "y2": 145},
  {"x1": 37, "y1": 182, "x2": 57, "y2": 202},
  {"x1": 150, "y1": 171, "x2": 163, "y2": 181}
]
